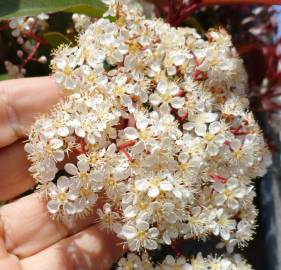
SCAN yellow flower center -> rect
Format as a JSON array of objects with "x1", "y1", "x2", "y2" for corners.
[
  {"x1": 234, "y1": 149, "x2": 244, "y2": 159},
  {"x1": 106, "y1": 177, "x2": 116, "y2": 186},
  {"x1": 149, "y1": 177, "x2": 160, "y2": 187},
  {"x1": 137, "y1": 231, "x2": 147, "y2": 240},
  {"x1": 57, "y1": 192, "x2": 67, "y2": 203},
  {"x1": 44, "y1": 144, "x2": 53, "y2": 154},
  {"x1": 63, "y1": 67, "x2": 73, "y2": 76},
  {"x1": 204, "y1": 133, "x2": 215, "y2": 141},
  {"x1": 139, "y1": 130, "x2": 149, "y2": 141},
  {"x1": 179, "y1": 163, "x2": 189, "y2": 171},
  {"x1": 138, "y1": 201, "x2": 148, "y2": 211},
  {"x1": 79, "y1": 172, "x2": 89, "y2": 181},
  {"x1": 114, "y1": 86, "x2": 124, "y2": 96},
  {"x1": 79, "y1": 187, "x2": 92, "y2": 197},
  {"x1": 223, "y1": 189, "x2": 233, "y2": 197},
  {"x1": 161, "y1": 93, "x2": 172, "y2": 102},
  {"x1": 128, "y1": 42, "x2": 140, "y2": 54}
]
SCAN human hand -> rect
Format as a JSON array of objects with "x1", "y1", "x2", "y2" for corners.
[{"x1": 0, "y1": 77, "x2": 124, "y2": 270}]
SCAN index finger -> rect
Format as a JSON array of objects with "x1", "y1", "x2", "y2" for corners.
[{"x1": 0, "y1": 76, "x2": 63, "y2": 148}]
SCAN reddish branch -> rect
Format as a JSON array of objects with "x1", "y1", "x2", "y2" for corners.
[{"x1": 209, "y1": 172, "x2": 228, "y2": 184}]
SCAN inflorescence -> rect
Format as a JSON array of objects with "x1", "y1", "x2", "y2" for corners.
[{"x1": 24, "y1": 0, "x2": 272, "y2": 268}]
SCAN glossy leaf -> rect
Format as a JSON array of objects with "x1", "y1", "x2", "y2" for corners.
[
  {"x1": 0, "y1": 74, "x2": 11, "y2": 81},
  {"x1": 43, "y1": 32, "x2": 71, "y2": 48},
  {"x1": 0, "y1": 0, "x2": 106, "y2": 20}
]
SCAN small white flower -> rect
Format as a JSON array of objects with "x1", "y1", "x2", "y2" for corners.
[
  {"x1": 211, "y1": 209, "x2": 236, "y2": 241},
  {"x1": 213, "y1": 177, "x2": 245, "y2": 210},
  {"x1": 161, "y1": 255, "x2": 192, "y2": 270},
  {"x1": 183, "y1": 112, "x2": 218, "y2": 136},
  {"x1": 135, "y1": 172, "x2": 174, "y2": 198},
  {"x1": 47, "y1": 176, "x2": 77, "y2": 215},
  {"x1": 149, "y1": 80, "x2": 185, "y2": 112},
  {"x1": 121, "y1": 221, "x2": 159, "y2": 251}
]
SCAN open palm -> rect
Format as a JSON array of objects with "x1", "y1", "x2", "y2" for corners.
[{"x1": 0, "y1": 77, "x2": 123, "y2": 270}]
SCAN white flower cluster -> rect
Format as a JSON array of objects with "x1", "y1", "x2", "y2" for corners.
[
  {"x1": 8, "y1": 13, "x2": 49, "y2": 38},
  {"x1": 25, "y1": 0, "x2": 271, "y2": 267},
  {"x1": 117, "y1": 253, "x2": 253, "y2": 270},
  {"x1": 72, "y1": 13, "x2": 92, "y2": 32},
  {"x1": 5, "y1": 13, "x2": 49, "y2": 78}
]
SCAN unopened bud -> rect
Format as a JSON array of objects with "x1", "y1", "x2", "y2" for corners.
[
  {"x1": 17, "y1": 36, "x2": 24, "y2": 45},
  {"x1": 17, "y1": 50, "x2": 24, "y2": 58},
  {"x1": 38, "y1": 55, "x2": 47, "y2": 64}
]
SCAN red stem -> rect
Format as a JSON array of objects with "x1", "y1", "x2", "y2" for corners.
[
  {"x1": 20, "y1": 41, "x2": 41, "y2": 68},
  {"x1": 23, "y1": 31, "x2": 48, "y2": 45},
  {"x1": 209, "y1": 172, "x2": 228, "y2": 184},
  {"x1": 118, "y1": 140, "x2": 137, "y2": 150}
]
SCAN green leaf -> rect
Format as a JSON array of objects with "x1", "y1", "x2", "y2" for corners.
[
  {"x1": 0, "y1": 73, "x2": 11, "y2": 81},
  {"x1": 0, "y1": 0, "x2": 107, "y2": 20},
  {"x1": 185, "y1": 17, "x2": 205, "y2": 35},
  {"x1": 43, "y1": 32, "x2": 71, "y2": 48}
]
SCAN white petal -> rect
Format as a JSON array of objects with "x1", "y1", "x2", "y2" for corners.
[
  {"x1": 221, "y1": 228, "x2": 230, "y2": 240},
  {"x1": 121, "y1": 225, "x2": 137, "y2": 240},
  {"x1": 65, "y1": 163, "x2": 78, "y2": 175},
  {"x1": 57, "y1": 126, "x2": 69, "y2": 137},
  {"x1": 209, "y1": 121, "x2": 221, "y2": 134},
  {"x1": 203, "y1": 112, "x2": 218, "y2": 123},
  {"x1": 157, "y1": 81, "x2": 167, "y2": 94},
  {"x1": 148, "y1": 186, "x2": 160, "y2": 198},
  {"x1": 124, "y1": 205, "x2": 137, "y2": 218},
  {"x1": 75, "y1": 127, "x2": 86, "y2": 138},
  {"x1": 183, "y1": 264, "x2": 192, "y2": 270},
  {"x1": 163, "y1": 232, "x2": 172, "y2": 245},
  {"x1": 195, "y1": 124, "x2": 207, "y2": 136},
  {"x1": 54, "y1": 150, "x2": 64, "y2": 161},
  {"x1": 135, "y1": 179, "x2": 149, "y2": 191},
  {"x1": 64, "y1": 77, "x2": 76, "y2": 90},
  {"x1": 64, "y1": 202, "x2": 76, "y2": 215},
  {"x1": 54, "y1": 72, "x2": 64, "y2": 84},
  {"x1": 169, "y1": 84, "x2": 180, "y2": 95},
  {"x1": 173, "y1": 54, "x2": 185, "y2": 66},
  {"x1": 182, "y1": 122, "x2": 194, "y2": 131},
  {"x1": 57, "y1": 176, "x2": 71, "y2": 191},
  {"x1": 128, "y1": 239, "x2": 138, "y2": 251},
  {"x1": 171, "y1": 97, "x2": 185, "y2": 109},
  {"x1": 143, "y1": 239, "x2": 158, "y2": 250},
  {"x1": 136, "y1": 221, "x2": 149, "y2": 231},
  {"x1": 120, "y1": 95, "x2": 132, "y2": 106},
  {"x1": 227, "y1": 198, "x2": 239, "y2": 210},
  {"x1": 47, "y1": 200, "x2": 60, "y2": 214},
  {"x1": 56, "y1": 58, "x2": 67, "y2": 69},
  {"x1": 87, "y1": 133, "x2": 96, "y2": 144},
  {"x1": 50, "y1": 138, "x2": 63, "y2": 149},
  {"x1": 77, "y1": 160, "x2": 90, "y2": 173},
  {"x1": 124, "y1": 127, "x2": 139, "y2": 140},
  {"x1": 136, "y1": 117, "x2": 149, "y2": 130},
  {"x1": 148, "y1": 227, "x2": 159, "y2": 238},
  {"x1": 149, "y1": 93, "x2": 161, "y2": 106},
  {"x1": 131, "y1": 141, "x2": 145, "y2": 156},
  {"x1": 230, "y1": 139, "x2": 241, "y2": 151},
  {"x1": 42, "y1": 128, "x2": 55, "y2": 139},
  {"x1": 160, "y1": 180, "x2": 173, "y2": 191},
  {"x1": 24, "y1": 143, "x2": 34, "y2": 154}
]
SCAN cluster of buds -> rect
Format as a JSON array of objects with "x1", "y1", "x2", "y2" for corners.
[
  {"x1": 25, "y1": 0, "x2": 271, "y2": 268},
  {"x1": 3, "y1": 14, "x2": 49, "y2": 77}
]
